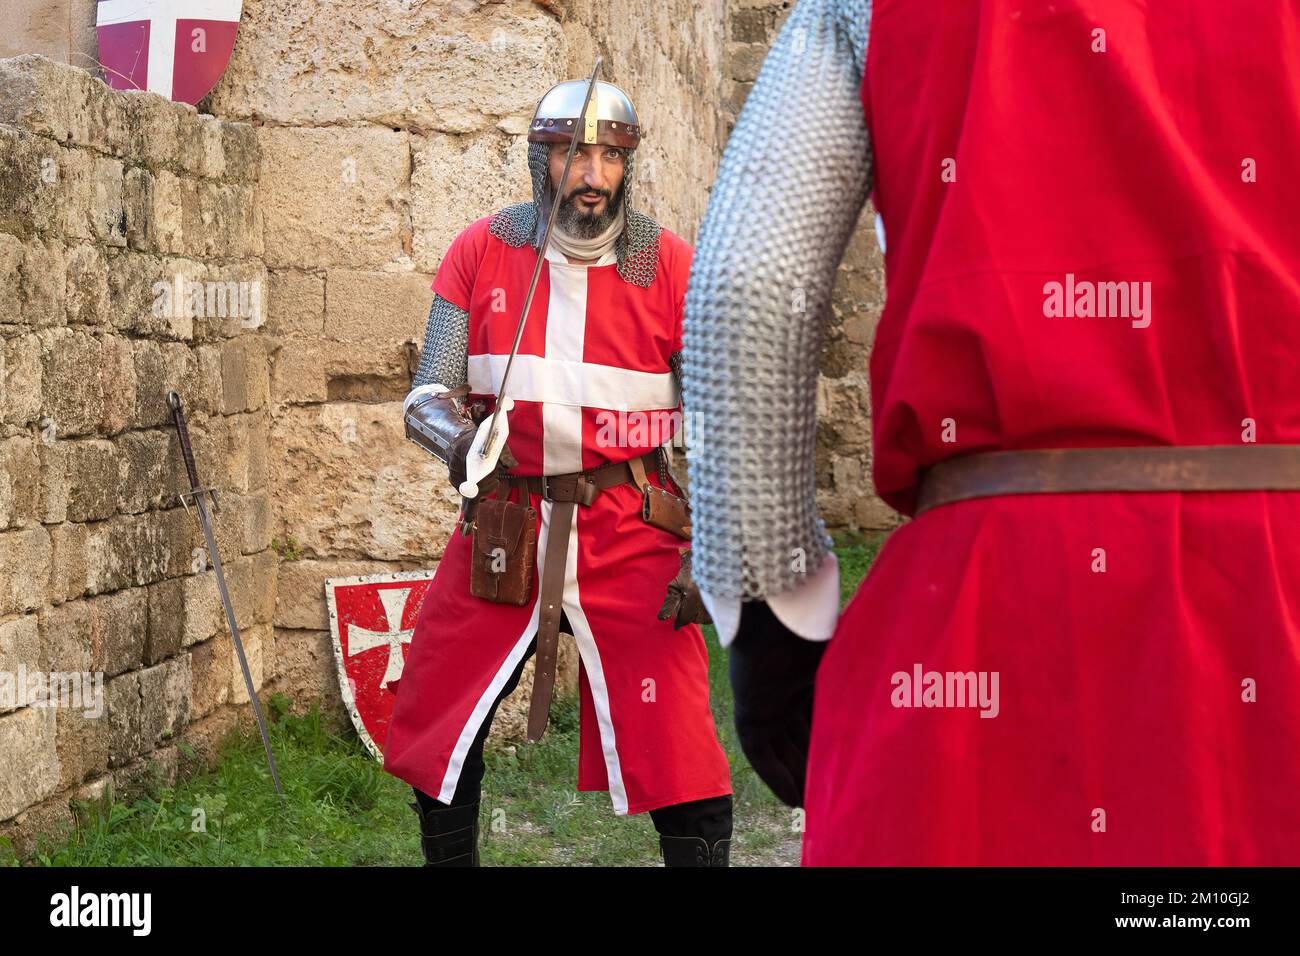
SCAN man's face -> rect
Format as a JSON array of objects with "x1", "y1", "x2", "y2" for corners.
[{"x1": 548, "y1": 142, "x2": 627, "y2": 238}]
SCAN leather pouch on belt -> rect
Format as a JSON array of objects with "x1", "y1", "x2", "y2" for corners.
[
  {"x1": 642, "y1": 484, "x2": 691, "y2": 540},
  {"x1": 629, "y1": 455, "x2": 692, "y2": 540},
  {"x1": 470, "y1": 497, "x2": 537, "y2": 605}
]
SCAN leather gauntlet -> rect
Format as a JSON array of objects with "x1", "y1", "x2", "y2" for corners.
[
  {"x1": 404, "y1": 385, "x2": 477, "y2": 467},
  {"x1": 658, "y1": 548, "x2": 713, "y2": 629}
]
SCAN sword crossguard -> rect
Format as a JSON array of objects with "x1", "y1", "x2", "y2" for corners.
[{"x1": 179, "y1": 486, "x2": 220, "y2": 517}]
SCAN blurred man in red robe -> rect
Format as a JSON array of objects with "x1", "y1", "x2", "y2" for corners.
[{"x1": 685, "y1": 0, "x2": 1300, "y2": 864}]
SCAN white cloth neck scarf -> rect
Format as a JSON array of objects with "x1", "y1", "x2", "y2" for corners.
[{"x1": 548, "y1": 208, "x2": 623, "y2": 262}]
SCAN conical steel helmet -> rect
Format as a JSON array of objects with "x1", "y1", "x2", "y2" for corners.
[{"x1": 528, "y1": 79, "x2": 642, "y2": 149}]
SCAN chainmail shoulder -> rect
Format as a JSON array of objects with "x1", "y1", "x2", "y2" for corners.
[
  {"x1": 412, "y1": 294, "x2": 470, "y2": 390},
  {"x1": 614, "y1": 209, "x2": 661, "y2": 288},
  {"x1": 683, "y1": 0, "x2": 874, "y2": 601}
]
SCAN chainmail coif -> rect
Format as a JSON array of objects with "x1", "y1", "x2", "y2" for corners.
[{"x1": 682, "y1": 0, "x2": 874, "y2": 601}]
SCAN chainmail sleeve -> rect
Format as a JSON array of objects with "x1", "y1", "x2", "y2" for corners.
[
  {"x1": 412, "y1": 294, "x2": 470, "y2": 390},
  {"x1": 683, "y1": 0, "x2": 874, "y2": 602}
]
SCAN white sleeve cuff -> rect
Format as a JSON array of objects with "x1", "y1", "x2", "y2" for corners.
[
  {"x1": 702, "y1": 552, "x2": 842, "y2": 648},
  {"x1": 404, "y1": 382, "x2": 448, "y2": 416}
]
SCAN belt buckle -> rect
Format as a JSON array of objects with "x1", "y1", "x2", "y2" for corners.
[{"x1": 539, "y1": 475, "x2": 551, "y2": 500}]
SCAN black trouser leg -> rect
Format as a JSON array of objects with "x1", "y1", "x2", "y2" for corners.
[
  {"x1": 410, "y1": 620, "x2": 560, "y2": 865},
  {"x1": 650, "y1": 794, "x2": 734, "y2": 866}
]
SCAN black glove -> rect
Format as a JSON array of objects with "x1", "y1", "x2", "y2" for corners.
[
  {"x1": 449, "y1": 437, "x2": 517, "y2": 499},
  {"x1": 729, "y1": 599, "x2": 827, "y2": 808},
  {"x1": 658, "y1": 548, "x2": 712, "y2": 629}
]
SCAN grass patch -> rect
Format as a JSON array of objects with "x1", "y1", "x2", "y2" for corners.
[{"x1": 21, "y1": 532, "x2": 886, "y2": 867}]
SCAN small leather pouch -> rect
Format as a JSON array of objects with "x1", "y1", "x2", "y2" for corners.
[
  {"x1": 630, "y1": 454, "x2": 692, "y2": 540},
  {"x1": 470, "y1": 497, "x2": 537, "y2": 605}
]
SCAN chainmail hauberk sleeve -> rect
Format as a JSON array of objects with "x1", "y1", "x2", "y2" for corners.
[
  {"x1": 412, "y1": 294, "x2": 470, "y2": 391},
  {"x1": 683, "y1": 0, "x2": 874, "y2": 605}
]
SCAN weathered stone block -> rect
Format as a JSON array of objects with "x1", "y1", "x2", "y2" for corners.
[
  {"x1": 274, "y1": 559, "x2": 403, "y2": 631},
  {"x1": 0, "y1": 704, "x2": 59, "y2": 820},
  {"x1": 204, "y1": 4, "x2": 562, "y2": 130},
  {"x1": 269, "y1": 403, "x2": 459, "y2": 561},
  {"x1": 145, "y1": 576, "x2": 184, "y2": 665},
  {"x1": 117, "y1": 429, "x2": 170, "y2": 514},
  {"x1": 190, "y1": 260, "x2": 267, "y2": 341},
  {"x1": 38, "y1": 599, "x2": 92, "y2": 674},
  {"x1": 267, "y1": 271, "x2": 324, "y2": 337},
  {"x1": 246, "y1": 411, "x2": 268, "y2": 492},
  {"x1": 91, "y1": 155, "x2": 127, "y2": 247},
  {"x1": 411, "y1": 129, "x2": 530, "y2": 272},
  {"x1": 98, "y1": 333, "x2": 137, "y2": 435},
  {"x1": 324, "y1": 269, "x2": 435, "y2": 345},
  {"x1": 188, "y1": 634, "x2": 232, "y2": 718},
  {"x1": 55, "y1": 698, "x2": 111, "y2": 791},
  {"x1": 138, "y1": 656, "x2": 191, "y2": 748},
  {"x1": 256, "y1": 125, "x2": 411, "y2": 270},
  {"x1": 0, "y1": 527, "x2": 51, "y2": 616},
  {"x1": 267, "y1": 628, "x2": 339, "y2": 718},
  {"x1": 0, "y1": 124, "x2": 63, "y2": 239},
  {"x1": 38, "y1": 327, "x2": 104, "y2": 438},
  {"x1": 228, "y1": 624, "x2": 265, "y2": 705},
  {"x1": 131, "y1": 339, "x2": 198, "y2": 428},
  {"x1": 270, "y1": 338, "x2": 328, "y2": 405},
  {"x1": 88, "y1": 587, "x2": 147, "y2": 677},
  {"x1": 122, "y1": 165, "x2": 155, "y2": 252},
  {"x1": 149, "y1": 167, "x2": 185, "y2": 255},
  {"x1": 221, "y1": 121, "x2": 260, "y2": 184},
  {"x1": 251, "y1": 550, "x2": 277, "y2": 626},
  {"x1": 65, "y1": 242, "x2": 110, "y2": 326},
  {"x1": 105, "y1": 670, "x2": 141, "y2": 767},
  {"x1": 64, "y1": 439, "x2": 118, "y2": 522},
  {"x1": 221, "y1": 335, "x2": 269, "y2": 413},
  {"x1": 107, "y1": 250, "x2": 196, "y2": 339},
  {"x1": 84, "y1": 513, "x2": 170, "y2": 595},
  {"x1": 48, "y1": 521, "x2": 89, "y2": 604},
  {"x1": 0, "y1": 615, "x2": 40, "y2": 715},
  {"x1": 0, "y1": 233, "x2": 22, "y2": 323},
  {"x1": 242, "y1": 495, "x2": 272, "y2": 555},
  {"x1": 19, "y1": 238, "x2": 67, "y2": 329},
  {"x1": 0, "y1": 435, "x2": 40, "y2": 529},
  {"x1": 1, "y1": 334, "x2": 42, "y2": 427},
  {"x1": 181, "y1": 570, "x2": 224, "y2": 647}
]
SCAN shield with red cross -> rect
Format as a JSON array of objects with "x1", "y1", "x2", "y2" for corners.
[
  {"x1": 95, "y1": 0, "x2": 243, "y2": 105},
  {"x1": 327, "y1": 569, "x2": 436, "y2": 760}
]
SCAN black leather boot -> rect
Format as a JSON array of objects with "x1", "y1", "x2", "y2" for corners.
[
  {"x1": 659, "y1": 835, "x2": 731, "y2": 867},
  {"x1": 409, "y1": 798, "x2": 480, "y2": 866}
]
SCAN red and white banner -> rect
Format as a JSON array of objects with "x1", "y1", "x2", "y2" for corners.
[
  {"x1": 95, "y1": 0, "x2": 243, "y2": 105},
  {"x1": 327, "y1": 570, "x2": 436, "y2": 760}
]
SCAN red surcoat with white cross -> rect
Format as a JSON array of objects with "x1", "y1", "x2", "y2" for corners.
[{"x1": 383, "y1": 215, "x2": 732, "y2": 815}]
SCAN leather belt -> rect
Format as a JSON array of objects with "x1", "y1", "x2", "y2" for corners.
[
  {"x1": 505, "y1": 450, "x2": 658, "y2": 741},
  {"x1": 915, "y1": 444, "x2": 1300, "y2": 516}
]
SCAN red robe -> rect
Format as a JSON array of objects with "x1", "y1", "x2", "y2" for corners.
[
  {"x1": 804, "y1": 0, "x2": 1300, "y2": 864},
  {"x1": 384, "y1": 216, "x2": 731, "y2": 815}
]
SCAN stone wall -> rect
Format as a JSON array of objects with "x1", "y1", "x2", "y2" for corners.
[{"x1": 0, "y1": 55, "x2": 270, "y2": 854}]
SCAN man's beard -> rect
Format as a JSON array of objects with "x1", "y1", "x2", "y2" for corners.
[{"x1": 555, "y1": 179, "x2": 625, "y2": 239}]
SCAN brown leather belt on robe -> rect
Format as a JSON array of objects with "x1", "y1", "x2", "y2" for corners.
[
  {"x1": 504, "y1": 450, "x2": 660, "y2": 742},
  {"x1": 914, "y1": 445, "x2": 1300, "y2": 516}
]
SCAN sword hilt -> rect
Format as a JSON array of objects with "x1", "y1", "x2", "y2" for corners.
[{"x1": 167, "y1": 391, "x2": 203, "y2": 492}]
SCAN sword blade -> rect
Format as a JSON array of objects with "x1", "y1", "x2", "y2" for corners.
[
  {"x1": 480, "y1": 57, "x2": 604, "y2": 459},
  {"x1": 168, "y1": 390, "x2": 284, "y2": 806},
  {"x1": 193, "y1": 492, "x2": 286, "y2": 807}
]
